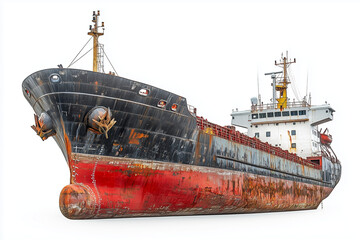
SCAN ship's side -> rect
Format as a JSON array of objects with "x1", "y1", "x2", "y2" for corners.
[{"x1": 22, "y1": 68, "x2": 341, "y2": 219}]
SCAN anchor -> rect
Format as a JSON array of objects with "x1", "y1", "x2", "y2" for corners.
[
  {"x1": 87, "y1": 107, "x2": 116, "y2": 139},
  {"x1": 31, "y1": 113, "x2": 56, "y2": 141}
]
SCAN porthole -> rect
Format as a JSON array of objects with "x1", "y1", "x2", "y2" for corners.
[
  {"x1": 24, "y1": 88, "x2": 31, "y2": 98},
  {"x1": 49, "y1": 73, "x2": 61, "y2": 83},
  {"x1": 139, "y1": 88, "x2": 150, "y2": 96},
  {"x1": 171, "y1": 104, "x2": 178, "y2": 112},
  {"x1": 157, "y1": 100, "x2": 167, "y2": 108}
]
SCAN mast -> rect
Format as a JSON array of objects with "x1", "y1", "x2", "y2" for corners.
[
  {"x1": 88, "y1": 10, "x2": 104, "y2": 72},
  {"x1": 274, "y1": 52, "x2": 296, "y2": 110}
]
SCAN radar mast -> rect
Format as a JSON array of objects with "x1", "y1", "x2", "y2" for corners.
[{"x1": 274, "y1": 52, "x2": 296, "y2": 110}]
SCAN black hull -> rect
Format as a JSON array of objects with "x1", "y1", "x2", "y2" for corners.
[{"x1": 22, "y1": 68, "x2": 341, "y2": 189}]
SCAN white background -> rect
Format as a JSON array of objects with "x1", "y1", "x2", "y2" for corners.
[{"x1": 0, "y1": 0, "x2": 358, "y2": 239}]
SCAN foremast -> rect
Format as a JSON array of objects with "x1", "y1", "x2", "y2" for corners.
[{"x1": 88, "y1": 10, "x2": 105, "y2": 72}]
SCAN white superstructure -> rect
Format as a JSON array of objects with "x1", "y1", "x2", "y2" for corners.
[{"x1": 231, "y1": 54, "x2": 335, "y2": 159}]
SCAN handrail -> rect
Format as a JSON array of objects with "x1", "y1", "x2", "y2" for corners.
[{"x1": 250, "y1": 101, "x2": 310, "y2": 112}]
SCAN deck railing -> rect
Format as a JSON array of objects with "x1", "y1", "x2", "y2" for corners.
[
  {"x1": 196, "y1": 116, "x2": 321, "y2": 170},
  {"x1": 250, "y1": 101, "x2": 310, "y2": 112}
]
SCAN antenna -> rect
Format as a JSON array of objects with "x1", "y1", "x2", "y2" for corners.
[
  {"x1": 306, "y1": 70, "x2": 309, "y2": 102},
  {"x1": 264, "y1": 71, "x2": 282, "y2": 108},
  {"x1": 257, "y1": 70, "x2": 261, "y2": 104}
]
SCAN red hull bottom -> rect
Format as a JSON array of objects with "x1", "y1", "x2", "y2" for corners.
[{"x1": 60, "y1": 153, "x2": 333, "y2": 219}]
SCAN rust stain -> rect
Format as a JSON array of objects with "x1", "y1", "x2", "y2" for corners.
[
  {"x1": 60, "y1": 110, "x2": 75, "y2": 183},
  {"x1": 94, "y1": 81, "x2": 99, "y2": 93},
  {"x1": 208, "y1": 134, "x2": 213, "y2": 150},
  {"x1": 301, "y1": 164, "x2": 305, "y2": 175},
  {"x1": 288, "y1": 130, "x2": 295, "y2": 153},
  {"x1": 287, "y1": 130, "x2": 292, "y2": 145},
  {"x1": 128, "y1": 129, "x2": 149, "y2": 145},
  {"x1": 59, "y1": 184, "x2": 96, "y2": 219},
  {"x1": 62, "y1": 153, "x2": 334, "y2": 219},
  {"x1": 194, "y1": 132, "x2": 201, "y2": 165},
  {"x1": 64, "y1": 133, "x2": 75, "y2": 183},
  {"x1": 64, "y1": 135, "x2": 72, "y2": 161}
]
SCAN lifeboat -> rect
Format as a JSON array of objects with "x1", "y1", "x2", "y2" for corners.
[{"x1": 320, "y1": 128, "x2": 333, "y2": 145}]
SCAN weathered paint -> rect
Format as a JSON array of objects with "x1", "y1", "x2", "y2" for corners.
[
  {"x1": 59, "y1": 184, "x2": 96, "y2": 218},
  {"x1": 128, "y1": 129, "x2": 149, "y2": 145},
  {"x1": 22, "y1": 68, "x2": 341, "y2": 219},
  {"x1": 60, "y1": 153, "x2": 333, "y2": 219}
]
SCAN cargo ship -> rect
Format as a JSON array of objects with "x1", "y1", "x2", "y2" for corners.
[{"x1": 22, "y1": 11, "x2": 341, "y2": 219}]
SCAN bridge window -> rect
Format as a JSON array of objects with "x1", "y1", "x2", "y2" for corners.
[
  {"x1": 267, "y1": 112, "x2": 274, "y2": 117},
  {"x1": 299, "y1": 110, "x2": 306, "y2": 115},
  {"x1": 275, "y1": 112, "x2": 281, "y2": 117},
  {"x1": 282, "y1": 111, "x2": 290, "y2": 116},
  {"x1": 259, "y1": 113, "x2": 266, "y2": 118},
  {"x1": 252, "y1": 114, "x2": 259, "y2": 119},
  {"x1": 291, "y1": 111, "x2": 298, "y2": 116}
]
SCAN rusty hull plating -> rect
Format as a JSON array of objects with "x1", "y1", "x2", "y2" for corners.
[
  {"x1": 59, "y1": 153, "x2": 333, "y2": 219},
  {"x1": 22, "y1": 68, "x2": 341, "y2": 219}
]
